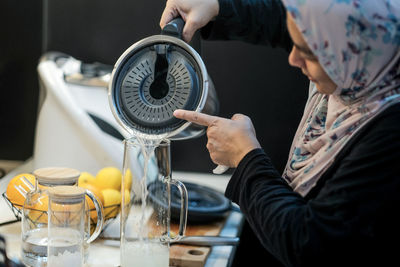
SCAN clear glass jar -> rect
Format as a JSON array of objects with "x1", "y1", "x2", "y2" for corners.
[
  {"x1": 120, "y1": 138, "x2": 188, "y2": 267},
  {"x1": 47, "y1": 186, "x2": 103, "y2": 267},
  {"x1": 21, "y1": 167, "x2": 80, "y2": 267}
]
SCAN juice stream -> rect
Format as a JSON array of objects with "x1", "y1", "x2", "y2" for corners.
[{"x1": 136, "y1": 135, "x2": 164, "y2": 241}]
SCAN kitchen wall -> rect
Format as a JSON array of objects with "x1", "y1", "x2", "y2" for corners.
[
  {"x1": 1, "y1": 0, "x2": 308, "y2": 174},
  {"x1": 0, "y1": 1, "x2": 42, "y2": 161}
]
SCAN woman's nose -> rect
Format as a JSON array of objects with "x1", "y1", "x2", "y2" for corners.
[{"x1": 288, "y1": 46, "x2": 305, "y2": 69}]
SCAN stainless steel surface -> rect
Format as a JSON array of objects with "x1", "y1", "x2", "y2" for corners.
[{"x1": 100, "y1": 235, "x2": 239, "y2": 247}]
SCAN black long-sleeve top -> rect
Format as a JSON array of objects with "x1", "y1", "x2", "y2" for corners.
[
  {"x1": 227, "y1": 104, "x2": 400, "y2": 266},
  {"x1": 203, "y1": 0, "x2": 400, "y2": 266},
  {"x1": 201, "y1": 0, "x2": 291, "y2": 51}
]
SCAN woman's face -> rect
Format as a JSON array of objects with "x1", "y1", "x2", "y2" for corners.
[{"x1": 286, "y1": 12, "x2": 337, "y2": 94}]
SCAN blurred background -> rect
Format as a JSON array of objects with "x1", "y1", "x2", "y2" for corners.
[{"x1": 0, "y1": 0, "x2": 308, "y2": 175}]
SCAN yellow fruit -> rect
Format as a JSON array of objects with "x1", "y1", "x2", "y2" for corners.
[
  {"x1": 95, "y1": 167, "x2": 122, "y2": 190},
  {"x1": 28, "y1": 195, "x2": 49, "y2": 224},
  {"x1": 122, "y1": 189, "x2": 131, "y2": 214},
  {"x1": 101, "y1": 188, "x2": 121, "y2": 219},
  {"x1": 78, "y1": 172, "x2": 96, "y2": 186},
  {"x1": 123, "y1": 168, "x2": 133, "y2": 191},
  {"x1": 32, "y1": 195, "x2": 80, "y2": 226},
  {"x1": 79, "y1": 183, "x2": 104, "y2": 233},
  {"x1": 6, "y1": 173, "x2": 36, "y2": 208},
  {"x1": 124, "y1": 189, "x2": 131, "y2": 205},
  {"x1": 79, "y1": 183, "x2": 104, "y2": 205}
]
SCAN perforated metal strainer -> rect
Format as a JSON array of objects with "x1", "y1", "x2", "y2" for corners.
[{"x1": 109, "y1": 18, "x2": 219, "y2": 140}]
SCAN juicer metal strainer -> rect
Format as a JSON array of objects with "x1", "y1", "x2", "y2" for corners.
[{"x1": 108, "y1": 18, "x2": 219, "y2": 140}]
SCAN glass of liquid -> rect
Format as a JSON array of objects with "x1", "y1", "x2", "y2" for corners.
[{"x1": 120, "y1": 138, "x2": 188, "y2": 267}]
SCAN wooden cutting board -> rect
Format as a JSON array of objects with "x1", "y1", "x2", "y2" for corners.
[{"x1": 169, "y1": 218, "x2": 226, "y2": 267}]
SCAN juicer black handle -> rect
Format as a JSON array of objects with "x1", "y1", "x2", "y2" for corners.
[
  {"x1": 162, "y1": 17, "x2": 185, "y2": 39},
  {"x1": 162, "y1": 17, "x2": 202, "y2": 54}
]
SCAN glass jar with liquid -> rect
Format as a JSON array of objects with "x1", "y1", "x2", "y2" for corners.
[
  {"x1": 47, "y1": 186, "x2": 96, "y2": 267},
  {"x1": 120, "y1": 138, "x2": 188, "y2": 267}
]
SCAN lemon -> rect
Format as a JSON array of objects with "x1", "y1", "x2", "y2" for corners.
[
  {"x1": 78, "y1": 172, "x2": 96, "y2": 186},
  {"x1": 79, "y1": 183, "x2": 104, "y2": 205},
  {"x1": 79, "y1": 183, "x2": 104, "y2": 233},
  {"x1": 80, "y1": 183, "x2": 104, "y2": 220},
  {"x1": 27, "y1": 194, "x2": 49, "y2": 224},
  {"x1": 123, "y1": 168, "x2": 133, "y2": 191},
  {"x1": 6, "y1": 173, "x2": 36, "y2": 209},
  {"x1": 122, "y1": 189, "x2": 131, "y2": 214},
  {"x1": 101, "y1": 188, "x2": 121, "y2": 219},
  {"x1": 123, "y1": 189, "x2": 131, "y2": 204},
  {"x1": 79, "y1": 183, "x2": 105, "y2": 221},
  {"x1": 36, "y1": 195, "x2": 80, "y2": 226},
  {"x1": 95, "y1": 167, "x2": 122, "y2": 190}
]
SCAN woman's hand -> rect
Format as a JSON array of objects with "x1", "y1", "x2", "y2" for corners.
[
  {"x1": 174, "y1": 109, "x2": 261, "y2": 168},
  {"x1": 160, "y1": 0, "x2": 219, "y2": 42}
]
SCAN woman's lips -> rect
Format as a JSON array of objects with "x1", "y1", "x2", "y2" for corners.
[{"x1": 303, "y1": 71, "x2": 316, "y2": 82}]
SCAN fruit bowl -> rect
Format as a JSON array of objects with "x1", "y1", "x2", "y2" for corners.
[
  {"x1": 2, "y1": 192, "x2": 23, "y2": 220},
  {"x1": 2, "y1": 192, "x2": 120, "y2": 233}
]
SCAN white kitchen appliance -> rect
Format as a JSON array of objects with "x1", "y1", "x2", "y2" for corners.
[{"x1": 34, "y1": 52, "x2": 132, "y2": 174}]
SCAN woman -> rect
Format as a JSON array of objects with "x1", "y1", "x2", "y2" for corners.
[{"x1": 163, "y1": 0, "x2": 400, "y2": 266}]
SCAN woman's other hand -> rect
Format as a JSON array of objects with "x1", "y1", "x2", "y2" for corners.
[
  {"x1": 174, "y1": 109, "x2": 261, "y2": 168},
  {"x1": 160, "y1": 0, "x2": 219, "y2": 42}
]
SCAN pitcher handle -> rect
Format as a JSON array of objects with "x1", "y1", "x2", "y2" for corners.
[
  {"x1": 169, "y1": 178, "x2": 188, "y2": 241},
  {"x1": 84, "y1": 189, "x2": 105, "y2": 243}
]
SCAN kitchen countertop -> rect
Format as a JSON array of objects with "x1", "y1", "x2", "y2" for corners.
[{"x1": 0, "y1": 159, "x2": 244, "y2": 267}]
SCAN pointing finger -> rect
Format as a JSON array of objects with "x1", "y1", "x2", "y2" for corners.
[{"x1": 173, "y1": 109, "x2": 218, "y2": 127}]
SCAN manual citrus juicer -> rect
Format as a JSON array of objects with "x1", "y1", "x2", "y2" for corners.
[{"x1": 108, "y1": 17, "x2": 229, "y2": 174}]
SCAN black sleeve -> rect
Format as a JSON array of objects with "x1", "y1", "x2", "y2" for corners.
[
  {"x1": 225, "y1": 105, "x2": 400, "y2": 266},
  {"x1": 201, "y1": 0, "x2": 292, "y2": 51}
]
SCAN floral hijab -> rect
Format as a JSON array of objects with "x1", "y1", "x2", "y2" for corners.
[{"x1": 281, "y1": 0, "x2": 400, "y2": 196}]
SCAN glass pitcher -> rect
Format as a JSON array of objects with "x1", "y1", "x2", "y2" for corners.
[
  {"x1": 21, "y1": 167, "x2": 104, "y2": 267},
  {"x1": 47, "y1": 186, "x2": 91, "y2": 267},
  {"x1": 120, "y1": 138, "x2": 188, "y2": 267}
]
